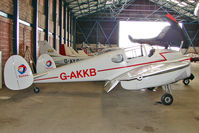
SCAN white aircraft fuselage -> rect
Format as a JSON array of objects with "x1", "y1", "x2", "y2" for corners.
[{"x1": 34, "y1": 48, "x2": 191, "y2": 90}]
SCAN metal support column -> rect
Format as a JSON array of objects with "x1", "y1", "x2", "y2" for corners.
[
  {"x1": 64, "y1": 2, "x2": 67, "y2": 44},
  {"x1": 33, "y1": 0, "x2": 38, "y2": 64},
  {"x1": 77, "y1": 21, "x2": 97, "y2": 45},
  {"x1": 0, "y1": 51, "x2": 2, "y2": 89},
  {"x1": 98, "y1": 21, "x2": 109, "y2": 44},
  {"x1": 183, "y1": 25, "x2": 198, "y2": 54},
  {"x1": 67, "y1": 9, "x2": 70, "y2": 46},
  {"x1": 13, "y1": 0, "x2": 19, "y2": 55},
  {"x1": 96, "y1": 22, "x2": 99, "y2": 51},
  {"x1": 105, "y1": 21, "x2": 119, "y2": 47},
  {"x1": 53, "y1": 0, "x2": 57, "y2": 49},
  {"x1": 73, "y1": 17, "x2": 76, "y2": 49},
  {"x1": 59, "y1": 0, "x2": 62, "y2": 51},
  {"x1": 85, "y1": 22, "x2": 97, "y2": 44},
  {"x1": 70, "y1": 13, "x2": 72, "y2": 46},
  {"x1": 77, "y1": 22, "x2": 88, "y2": 44},
  {"x1": 45, "y1": 0, "x2": 49, "y2": 41}
]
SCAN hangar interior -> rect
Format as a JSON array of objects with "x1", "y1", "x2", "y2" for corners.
[{"x1": 0, "y1": 0, "x2": 199, "y2": 133}]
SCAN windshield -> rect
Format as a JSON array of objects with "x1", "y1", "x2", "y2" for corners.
[
  {"x1": 124, "y1": 44, "x2": 158, "y2": 59},
  {"x1": 124, "y1": 45, "x2": 146, "y2": 59}
]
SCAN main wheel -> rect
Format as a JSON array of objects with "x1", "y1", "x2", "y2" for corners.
[
  {"x1": 34, "y1": 87, "x2": 40, "y2": 93},
  {"x1": 183, "y1": 79, "x2": 190, "y2": 85},
  {"x1": 161, "y1": 93, "x2": 173, "y2": 105},
  {"x1": 147, "y1": 87, "x2": 155, "y2": 91}
]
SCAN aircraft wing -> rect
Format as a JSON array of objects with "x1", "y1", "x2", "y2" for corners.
[
  {"x1": 118, "y1": 61, "x2": 190, "y2": 81},
  {"x1": 104, "y1": 60, "x2": 190, "y2": 92}
]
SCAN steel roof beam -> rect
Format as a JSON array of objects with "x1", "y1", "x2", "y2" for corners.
[
  {"x1": 77, "y1": 0, "x2": 83, "y2": 16},
  {"x1": 69, "y1": 0, "x2": 102, "y2": 9},
  {"x1": 72, "y1": 4, "x2": 102, "y2": 13},
  {"x1": 75, "y1": 3, "x2": 109, "y2": 18},
  {"x1": 149, "y1": 0, "x2": 198, "y2": 21},
  {"x1": 87, "y1": 0, "x2": 91, "y2": 14}
]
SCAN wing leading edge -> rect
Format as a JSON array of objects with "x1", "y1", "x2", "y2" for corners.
[{"x1": 104, "y1": 60, "x2": 190, "y2": 92}]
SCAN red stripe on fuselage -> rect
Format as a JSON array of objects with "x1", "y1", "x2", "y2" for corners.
[
  {"x1": 97, "y1": 59, "x2": 166, "y2": 72},
  {"x1": 34, "y1": 76, "x2": 58, "y2": 81},
  {"x1": 97, "y1": 51, "x2": 171, "y2": 72},
  {"x1": 180, "y1": 58, "x2": 191, "y2": 62}
]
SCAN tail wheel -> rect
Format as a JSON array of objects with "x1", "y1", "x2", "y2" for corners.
[
  {"x1": 183, "y1": 79, "x2": 190, "y2": 85},
  {"x1": 34, "y1": 87, "x2": 40, "y2": 93},
  {"x1": 161, "y1": 93, "x2": 173, "y2": 105}
]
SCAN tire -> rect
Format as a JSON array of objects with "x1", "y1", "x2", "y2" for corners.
[
  {"x1": 34, "y1": 87, "x2": 40, "y2": 93},
  {"x1": 147, "y1": 87, "x2": 155, "y2": 91},
  {"x1": 161, "y1": 93, "x2": 173, "y2": 105},
  {"x1": 183, "y1": 79, "x2": 190, "y2": 85}
]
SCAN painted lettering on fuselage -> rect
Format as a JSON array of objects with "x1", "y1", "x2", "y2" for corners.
[
  {"x1": 60, "y1": 68, "x2": 96, "y2": 80},
  {"x1": 64, "y1": 59, "x2": 80, "y2": 64}
]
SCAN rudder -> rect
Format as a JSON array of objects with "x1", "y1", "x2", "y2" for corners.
[
  {"x1": 39, "y1": 41, "x2": 61, "y2": 57},
  {"x1": 36, "y1": 54, "x2": 56, "y2": 73},
  {"x1": 4, "y1": 55, "x2": 34, "y2": 90}
]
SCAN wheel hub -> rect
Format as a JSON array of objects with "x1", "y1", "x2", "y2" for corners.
[{"x1": 165, "y1": 97, "x2": 171, "y2": 103}]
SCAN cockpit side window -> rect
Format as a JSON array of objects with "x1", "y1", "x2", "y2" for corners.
[
  {"x1": 111, "y1": 54, "x2": 124, "y2": 63},
  {"x1": 125, "y1": 46, "x2": 144, "y2": 59}
]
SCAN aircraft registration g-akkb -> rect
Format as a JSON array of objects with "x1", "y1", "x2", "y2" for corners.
[{"x1": 4, "y1": 14, "x2": 195, "y2": 105}]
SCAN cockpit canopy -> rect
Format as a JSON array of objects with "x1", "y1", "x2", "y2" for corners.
[{"x1": 124, "y1": 44, "x2": 157, "y2": 59}]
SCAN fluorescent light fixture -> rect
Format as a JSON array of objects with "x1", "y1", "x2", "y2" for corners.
[
  {"x1": 188, "y1": 0, "x2": 195, "y2": 3},
  {"x1": 194, "y1": 2, "x2": 199, "y2": 16},
  {"x1": 19, "y1": 19, "x2": 31, "y2": 26},
  {"x1": 170, "y1": 0, "x2": 179, "y2": 4},
  {"x1": 106, "y1": 0, "x2": 113, "y2": 4},
  {"x1": 106, "y1": 0, "x2": 119, "y2": 5},
  {"x1": 167, "y1": 0, "x2": 188, "y2": 7},
  {"x1": 178, "y1": 2, "x2": 188, "y2": 7}
]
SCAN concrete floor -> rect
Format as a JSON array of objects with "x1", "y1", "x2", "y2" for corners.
[{"x1": 0, "y1": 63, "x2": 199, "y2": 133}]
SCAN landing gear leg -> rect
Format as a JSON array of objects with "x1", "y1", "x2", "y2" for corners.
[
  {"x1": 161, "y1": 84, "x2": 173, "y2": 105},
  {"x1": 33, "y1": 84, "x2": 40, "y2": 94}
]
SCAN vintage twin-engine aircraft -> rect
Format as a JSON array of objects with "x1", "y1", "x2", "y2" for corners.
[
  {"x1": 39, "y1": 41, "x2": 89, "y2": 65},
  {"x1": 4, "y1": 44, "x2": 194, "y2": 105}
]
